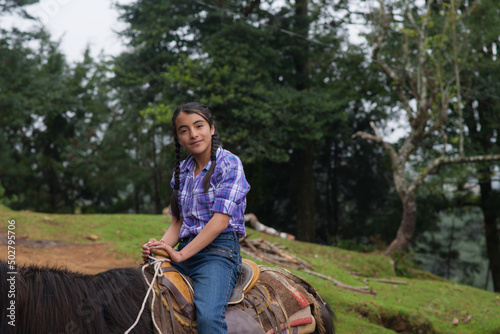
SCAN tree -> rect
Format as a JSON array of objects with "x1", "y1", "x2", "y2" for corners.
[
  {"x1": 105, "y1": 1, "x2": 184, "y2": 214},
  {"x1": 115, "y1": 0, "x2": 365, "y2": 241},
  {"x1": 459, "y1": 0, "x2": 500, "y2": 291},
  {"x1": 0, "y1": 27, "x2": 72, "y2": 211},
  {"x1": 0, "y1": 19, "x2": 114, "y2": 212},
  {"x1": 354, "y1": 0, "x2": 500, "y2": 255},
  {"x1": 0, "y1": 0, "x2": 38, "y2": 14}
]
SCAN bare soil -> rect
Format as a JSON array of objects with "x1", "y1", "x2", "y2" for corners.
[{"x1": 0, "y1": 233, "x2": 138, "y2": 274}]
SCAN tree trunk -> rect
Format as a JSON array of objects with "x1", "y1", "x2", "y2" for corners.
[
  {"x1": 463, "y1": 81, "x2": 500, "y2": 291},
  {"x1": 152, "y1": 169, "x2": 161, "y2": 214},
  {"x1": 478, "y1": 168, "x2": 500, "y2": 292},
  {"x1": 151, "y1": 133, "x2": 162, "y2": 214},
  {"x1": 291, "y1": 0, "x2": 315, "y2": 242},
  {"x1": 331, "y1": 139, "x2": 340, "y2": 240},
  {"x1": 294, "y1": 142, "x2": 316, "y2": 242},
  {"x1": 385, "y1": 192, "x2": 417, "y2": 255},
  {"x1": 446, "y1": 212, "x2": 457, "y2": 279},
  {"x1": 134, "y1": 184, "x2": 141, "y2": 213}
]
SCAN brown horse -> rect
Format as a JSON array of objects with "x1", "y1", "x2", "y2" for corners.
[{"x1": 0, "y1": 260, "x2": 334, "y2": 333}]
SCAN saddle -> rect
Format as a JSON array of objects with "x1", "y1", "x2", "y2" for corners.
[
  {"x1": 148, "y1": 248, "x2": 319, "y2": 334},
  {"x1": 149, "y1": 248, "x2": 260, "y2": 310},
  {"x1": 229, "y1": 257, "x2": 260, "y2": 305}
]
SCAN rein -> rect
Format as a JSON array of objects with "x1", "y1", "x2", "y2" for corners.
[{"x1": 125, "y1": 251, "x2": 170, "y2": 334}]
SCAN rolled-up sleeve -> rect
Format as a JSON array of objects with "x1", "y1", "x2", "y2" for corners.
[{"x1": 213, "y1": 155, "x2": 250, "y2": 217}]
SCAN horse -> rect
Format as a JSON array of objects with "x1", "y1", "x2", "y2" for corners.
[{"x1": 0, "y1": 259, "x2": 334, "y2": 334}]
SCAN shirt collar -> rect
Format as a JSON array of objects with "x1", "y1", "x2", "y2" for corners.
[{"x1": 180, "y1": 147, "x2": 221, "y2": 173}]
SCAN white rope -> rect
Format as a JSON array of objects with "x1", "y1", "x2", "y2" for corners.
[{"x1": 124, "y1": 257, "x2": 170, "y2": 334}]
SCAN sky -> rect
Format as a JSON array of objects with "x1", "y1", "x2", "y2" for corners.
[{"x1": 3, "y1": 0, "x2": 132, "y2": 63}]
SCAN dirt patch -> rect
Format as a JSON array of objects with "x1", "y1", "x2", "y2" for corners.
[
  {"x1": 354, "y1": 303, "x2": 436, "y2": 334},
  {"x1": 0, "y1": 233, "x2": 138, "y2": 274}
]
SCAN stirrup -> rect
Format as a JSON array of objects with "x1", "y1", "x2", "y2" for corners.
[{"x1": 228, "y1": 259, "x2": 260, "y2": 305}]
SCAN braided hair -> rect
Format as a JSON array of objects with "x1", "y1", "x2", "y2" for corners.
[{"x1": 170, "y1": 102, "x2": 220, "y2": 218}]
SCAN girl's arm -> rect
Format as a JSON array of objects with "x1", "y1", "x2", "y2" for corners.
[
  {"x1": 160, "y1": 215, "x2": 183, "y2": 246},
  {"x1": 142, "y1": 215, "x2": 183, "y2": 261},
  {"x1": 162, "y1": 213, "x2": 230, "y2": 263}
]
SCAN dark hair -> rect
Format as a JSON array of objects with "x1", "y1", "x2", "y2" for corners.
[{"x1": 170, "y1": 102, "x2": 220, "y2": 218}]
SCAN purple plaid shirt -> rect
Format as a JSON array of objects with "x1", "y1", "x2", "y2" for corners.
[{"x1": 171, "y1": 147, "x2": 250, "y2": 238}]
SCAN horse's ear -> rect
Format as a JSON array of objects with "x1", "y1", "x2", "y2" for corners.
[{"x1": 150, "y1": 247, "x2": 170, "y2": 259}]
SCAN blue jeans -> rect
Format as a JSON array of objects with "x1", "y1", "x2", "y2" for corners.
[{"x1": 171, "y1": 232, "x2": 241, "y2": 334}]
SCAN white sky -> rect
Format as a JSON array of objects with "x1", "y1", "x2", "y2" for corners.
[{"x1": 2, "y1": 0, "x2": 132, "y2": 63}]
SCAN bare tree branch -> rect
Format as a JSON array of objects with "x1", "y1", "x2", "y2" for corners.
[
  {"x1": 409, "y1": 154, "x2": 500, "y2": 193},
  {"x1": 302, "y1": 269, "x2": 376, "y2": 295},
  {"x1": 363, "y1": 277, "x2": 407, "y2": 285},
  {"x1": 369, "y1": 120, "x2": 382, "y2": 138},
  {"x1": 407, "y1": 0, "x2": 434, "y2": 127},
  {"x1": 373, "y1": 0, "x2": 402, "y2": 84},
  {"x1": 373, "y1": 1, "x2": 416, "y2": 123},
  {"x1": 404, "y1": 0, "x2": 421, "y2": 37},
  {"x1": 352, "y1": 122, "x2": 400, "y2": 167},
  {"x1": 451, "y1": 0, "x2": 465, "y2": 156},
  {"x1": 397, "y1": 86, "x2": 416, "y2": 122},
  {"x1": 351, "y1": 131, "x2": 379, "y2": 143}
]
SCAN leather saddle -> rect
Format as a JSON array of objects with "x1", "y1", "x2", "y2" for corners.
[
  {"x1": 149, "y1": 247, "x2": 260, "y2": 307},
  {"x1": 147, "y1": 248, "x2": 316, "y2": 334},
  {"x1": 229, "y1": 257, "x2": 260, "y2": 304}
]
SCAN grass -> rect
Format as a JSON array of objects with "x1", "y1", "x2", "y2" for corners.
[
  {"x1": 1, "y1": 205, "x2": 499, "y2": 333},
  {"x1": 1, "y1": 207, "x2": 168, "y2": 258}
]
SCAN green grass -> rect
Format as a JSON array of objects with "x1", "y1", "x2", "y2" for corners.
[
  {"x1": 1, "y1": 205, "x2": 499, "y2": 333},
  {"x1": 0, "y1": 207, "x2": 168, "y2": 259}
]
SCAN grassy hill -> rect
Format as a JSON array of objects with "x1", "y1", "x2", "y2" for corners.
[{"x1": 1, "y1": 205, "x2": 499, "y2": 333}]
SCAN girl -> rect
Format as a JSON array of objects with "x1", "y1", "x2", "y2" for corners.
[{"x1": 142, "y1": 102, "x2": 250, "y2": 334}]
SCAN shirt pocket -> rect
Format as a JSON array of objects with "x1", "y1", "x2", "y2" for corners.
[
  {"x1": 192, "y1": 188, "x2": 215, "y2": 221},
  {"x1": 195, "y1": 188, "x2": 215, "y2": 204}
]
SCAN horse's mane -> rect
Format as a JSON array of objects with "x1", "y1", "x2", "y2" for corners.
[{"x1": 0, "y1": 260, "x2": 153, "y2": 334}]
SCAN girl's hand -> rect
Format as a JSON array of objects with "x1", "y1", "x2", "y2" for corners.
[{"x1": 142, "y1": 238, "x2": 162, "y2": 262}]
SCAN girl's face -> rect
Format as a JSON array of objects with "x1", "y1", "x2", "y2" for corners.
[{"x1": 175, "y1": 111, "x2": 215, "y2": 158}]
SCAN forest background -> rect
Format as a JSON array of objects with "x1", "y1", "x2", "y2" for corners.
[{"x1": 1, "y1": 0, "x2": 499, "y2": 292}]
